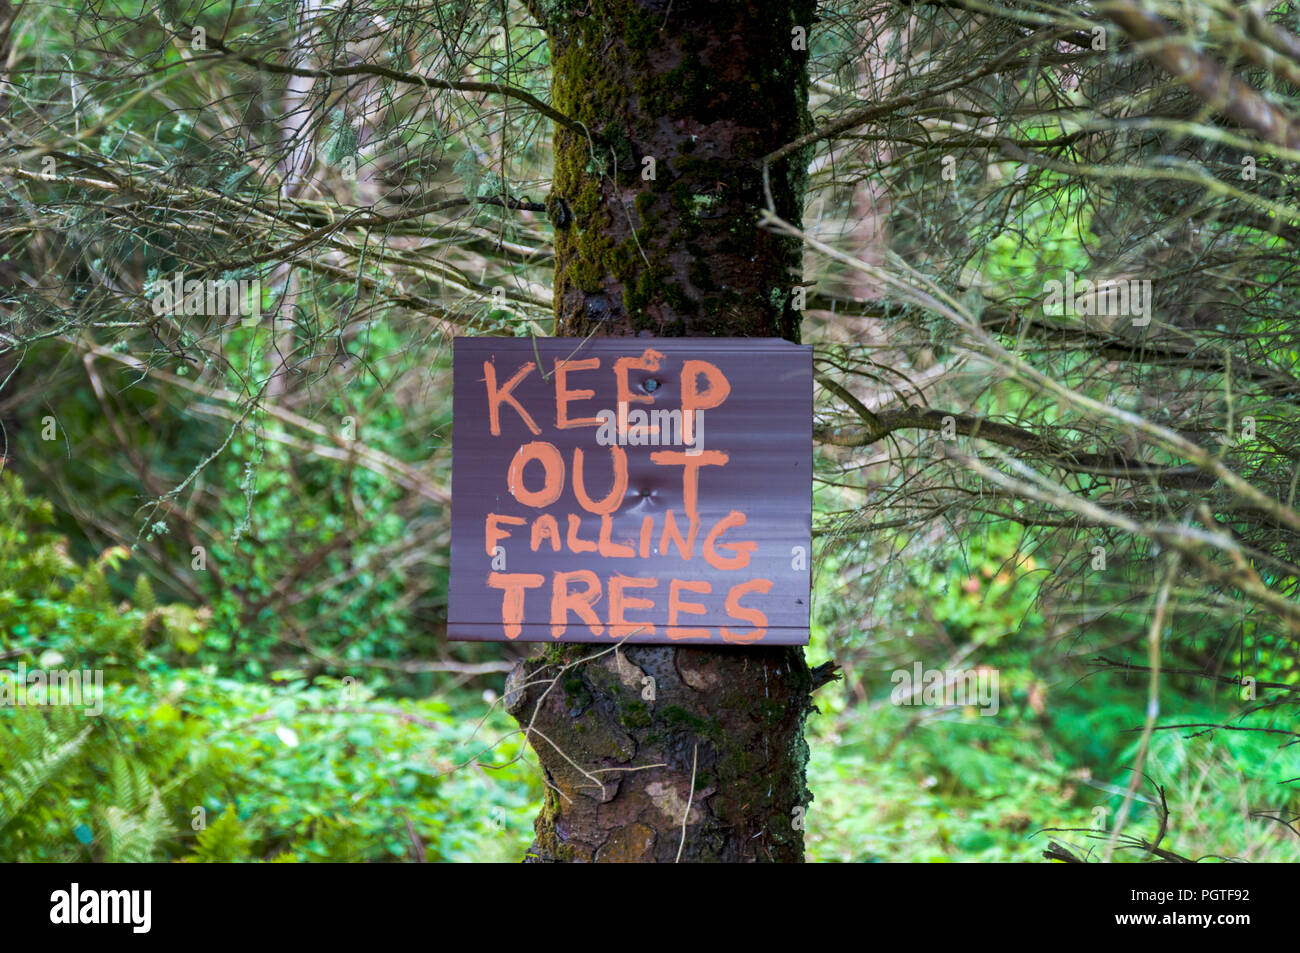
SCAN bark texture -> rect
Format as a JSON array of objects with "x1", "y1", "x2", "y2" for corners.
[
  {"x1": 540, "y1": 0, "x2": 813, "y2": 337},
  {"x1": 508, "y1": 0, "x2": 816, "y2": 862}
]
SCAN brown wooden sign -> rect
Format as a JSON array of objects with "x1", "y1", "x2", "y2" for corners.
[{"x1": 448, "y1": 337, "x2": 811, "y2": 645}]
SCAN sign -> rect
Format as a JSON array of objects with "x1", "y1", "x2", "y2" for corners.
[{"x1": 448, "y1": 337, "x2": 811, "y2": 645}]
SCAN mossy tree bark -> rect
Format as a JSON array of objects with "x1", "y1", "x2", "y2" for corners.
[{"x1": 505, "y1": 0, "x2": 817, "y2": 862}]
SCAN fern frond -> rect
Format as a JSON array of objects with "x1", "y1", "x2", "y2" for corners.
[
  {"x1": 102, "y1": 790, "x2": 173, "y2": 863},
  {"x1": 0, "y1": 721, "x2": 92, "y2": 833}
]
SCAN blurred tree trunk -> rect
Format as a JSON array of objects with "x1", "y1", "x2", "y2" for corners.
[{"x1": 505, "y1": 0, "x2": 817, "y2": 862}]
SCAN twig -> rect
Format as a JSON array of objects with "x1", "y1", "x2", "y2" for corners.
[
  {"x1": 676, "y1": 743, "x2": 698, "y2": 864},
  {"x1": 1103, "y1": 550, "x2": 1181, "y2": 862}
]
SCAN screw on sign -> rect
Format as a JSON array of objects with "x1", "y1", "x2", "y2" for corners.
[{"x1": 448, "y1": 337, "x2": 812, "y2": 646}]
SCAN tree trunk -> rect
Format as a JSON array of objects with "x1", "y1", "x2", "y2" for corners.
[{"x1": 506, "y1": 0, "x2": 816, "y2": 862}]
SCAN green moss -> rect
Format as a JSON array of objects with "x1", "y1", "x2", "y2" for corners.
[
  {"x1": 667, "y1": 180, "x2": 692, "y2": 211},
  {"x1": 620, "y1": 698, "x2": 652, "y2": 729},
  {"x1": 605, "y1": 125, "x2": 636, "y2": 177},
  {"x1": 621, "y1": 9, "x2": 658, "y2": 52},
  {"x1": 700, "y1": 288, "x2": 741, "y2": 318},
  {"x1": 546, "y1": 0, "x2": 813, "y2": 340},
  {"x1": 608, "y1": 242, "x2": 636, "y2": 281},
  {"x1": 662, "y1": 284, "x2": 693, "y2": 316},
  {"x1": 563, "y1": 672, "x2": 591, "y2": 710},
  {"x1": 572, "y1": 190, "x2": 599, "y2": 222},
  {"x1": 662, "y1": 705, "x2": 715, "y2": 735},
  {"x1": 531, "y1": 786, "x2": 577, "y2": 862},
  {"x1": 688, "y1": 257, "x2": 715, "y2": 291},
  {"x1": 669, "y1": 155, "x2": 713, "y2": 180},
  {"x1": 722, "y1": 744, "x2": 765, "y2": 777},
  {"x1": 541, "y1": 643, "x2": 569, "y2": 666},
  {"x1": 567, "y1": 245, "x2": 605, "y2": 292}
]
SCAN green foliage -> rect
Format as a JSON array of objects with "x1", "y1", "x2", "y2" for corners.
[
  {"x1": 0, "y1": 716, "x2": 92, "y2": 836},
  {"x1": 810, "y1": 511, "x2": 1300, "y2": 862},
  {"x1": 189, "y1": 806, "x2": 257, "y2": 862},
  {"x1": 806, "y1": 684, "x2": 1300, "y2": 862},
  {"x1": 978, "y1": 127, "x2": 1095, "y2": 297},
  {"x1": 0, "y1": 472, "x2": 538, "y2": 862}
]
